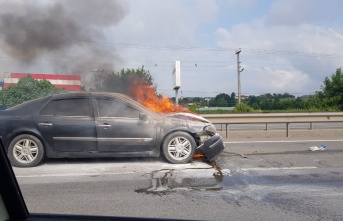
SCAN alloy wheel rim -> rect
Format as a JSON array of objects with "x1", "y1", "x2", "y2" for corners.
[
  {"x1": 13, "y1": 139, "x2": 39, "y2": 164},
  {"x1": 167, "y1": 137, "x2": 191, "y2": 160}
]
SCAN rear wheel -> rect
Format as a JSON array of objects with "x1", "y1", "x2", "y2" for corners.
[
  {"x1": 7, "y1": 134, "x2": 45, "y2": 167},
  {"x1": 162, "y1": 132, "x2": 196, "y2": 164}
]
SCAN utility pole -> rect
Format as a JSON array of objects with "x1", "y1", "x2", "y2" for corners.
[
  {"x1": 91, "y1": 69, "x2": 105, "y2": 90},
  {"x1": 236, "y1": 48, "x2": 244, "y2": 104}
]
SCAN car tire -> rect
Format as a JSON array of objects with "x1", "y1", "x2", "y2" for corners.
[
  {"x1": 162, "y1": 131, "x2": 196, "y2": 164},
  {"x1": 7, "y1": 134, "x2": 45, "y2": 167}
]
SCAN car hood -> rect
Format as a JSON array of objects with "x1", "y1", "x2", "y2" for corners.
[
  {"x1": 161, "y1": 112, "x2": 212, "y2": 132},
  {"x1": 165, "y1": 112, "x2": 210, "y2": 123}
]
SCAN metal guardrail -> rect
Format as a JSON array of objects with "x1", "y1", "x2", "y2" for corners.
[{"x1": 201, "y1": 112, "x2": 343, "y2": 138}]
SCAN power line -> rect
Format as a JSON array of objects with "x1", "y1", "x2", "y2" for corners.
[
  {"x1": 1, "y1": 31, "x2": 342, "y2": 57},
  {"x1": 0, "y1": 54, "x2": 338, "y2": 75},
  {"x1": 242, "y1": 48, "x2": 343, "y2": 58},
  {"x1": 156, "y1": 88, "x2": 317, "y2": 96}
]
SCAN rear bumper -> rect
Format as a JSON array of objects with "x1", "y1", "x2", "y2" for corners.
[{"x1": 197, "y1": 133, "x2": 225, "y2": 161}]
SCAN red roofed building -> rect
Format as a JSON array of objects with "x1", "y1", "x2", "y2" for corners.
[{"x1": 4, "y1": 73, "x2": 82, "y2": 91}]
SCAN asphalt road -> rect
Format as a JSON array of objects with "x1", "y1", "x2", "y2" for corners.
[{"x1": 12, "y1": 137, "x2": 343, "y2": 221}]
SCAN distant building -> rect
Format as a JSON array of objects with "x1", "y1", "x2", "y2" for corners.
[
  {"x1": 3, "y1": 73, "x2": 81, "y2": 91},
  {"x1": 235, "y1": 95, "x2": 249, "y2": 100},
  {"x1": 0, "y1": 81, "x2": 3, "y2": 90}
]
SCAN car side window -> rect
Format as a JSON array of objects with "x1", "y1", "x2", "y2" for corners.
[
  {"x1": 96, "y1": 98, "x2": 140, "y2": 118},
  {"x1": 54, "y1": 98, "x2": 90, "y2": 117},
  {"x1": 40, "y1": 101, "x2": 54, "y2": 116}
]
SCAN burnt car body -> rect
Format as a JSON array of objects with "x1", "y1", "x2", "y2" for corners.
[{"x1": 0, "y1": 92, "x2": 224, "y2": 167}]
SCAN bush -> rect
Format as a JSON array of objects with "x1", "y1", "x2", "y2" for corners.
[{"x1": 232, "y1": 103, "x2": 255, "y2": 113}]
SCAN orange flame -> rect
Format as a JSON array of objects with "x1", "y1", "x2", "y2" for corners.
[
  {"x1": 193, "y1": 153, "x2": 205, "y2": 160},
  {"x1": 129, "y1": 78, "x2": 184, "y2": 113}
]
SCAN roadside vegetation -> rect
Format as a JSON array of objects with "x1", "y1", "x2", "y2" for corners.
[
  {"x1": 1, "y1": 68, "x2": 342, "y2": 113},
  {"x1": 0, "y1": 75, "x2": 63, "y2": 109}
]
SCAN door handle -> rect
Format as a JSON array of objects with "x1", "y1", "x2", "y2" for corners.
[
  {"x1": 38, "y1": 123, "x2": 53, "y2": 126},
  {"x1": 98, "y1": 123, "x2": 111, "y2": 128}
]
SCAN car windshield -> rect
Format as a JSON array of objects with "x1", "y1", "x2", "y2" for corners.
[{"x1": 1, "y1": 1, "x2": 343, "y2": 221}]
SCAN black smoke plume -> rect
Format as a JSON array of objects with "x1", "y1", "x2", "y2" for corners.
[{"x1": 0, "y1": 0, "x2": 127, "y2": 89}]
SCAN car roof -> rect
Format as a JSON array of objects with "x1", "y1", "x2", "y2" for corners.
[{"x1": 51, "y1": 92, "x2": 131, "y2": 99}]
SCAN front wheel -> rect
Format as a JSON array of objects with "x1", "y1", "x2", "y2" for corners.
[
  {"x1": 162, "y1": 132, "x2": 196, "y2": 164},
  {"x1": 7, "y1": 134, "x2": 45, "y2": 167}
]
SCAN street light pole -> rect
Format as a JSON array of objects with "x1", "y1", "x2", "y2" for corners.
[
  {"x1": 173, "y1": 61, "x2": 181, "y2": 107},
  {"x1": 236, "y1": 48, "x2": 244, "y2": 104}
]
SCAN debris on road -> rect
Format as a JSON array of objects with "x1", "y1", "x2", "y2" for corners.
[
  {"x1": 320, "y1": 145, "x2": 327, "y2": 150},
  {"x1": 310, "y1": 145, "x2": 327, "y2": 151}
]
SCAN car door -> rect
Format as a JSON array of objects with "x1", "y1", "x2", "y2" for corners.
[
  {"x1": 35, "y1": 97, "x2": 97, "y2": 152},
  {"x1": 94, "y1": 97, "x2": 157, "y2": 152}
]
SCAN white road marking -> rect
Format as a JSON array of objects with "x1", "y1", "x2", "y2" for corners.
[
  {"x1": 15, "y1": 171, "x2": 145, "y2": 178},
  {"x1": 224, "y1": 139, "x2": 343, "y2": 144},
  {"x1": 241, "y1": 166, "x2": 317, "y2": 171},
  {"x1": 15, "y1": 166, "x2": 318, "y2": 178},
  {"x1": 15, "y1": 162, "x2": 214, "y2": 178}
]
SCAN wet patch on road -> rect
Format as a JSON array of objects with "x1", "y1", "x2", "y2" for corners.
[
  {"x1": 135, "y1": 159, "x2": 262, "y2": 196},
  {"x1": 135, "y1": 167, "x2": 223, "y2": 196},
  {"x1": 135, "y1": 158, "x2": 343, "y2": 207}
]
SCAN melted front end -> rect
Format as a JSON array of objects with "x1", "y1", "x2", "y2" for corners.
[
  {"x1": 165, "y1": 112, "x2": 225, "y2": 161},
  {"x1": 196, "y1": 125, "x2": 225, "y2": 161}
]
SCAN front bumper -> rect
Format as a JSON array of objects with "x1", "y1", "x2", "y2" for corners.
[{"x1": 197, "y1": 133, "x2": 225, "y2": 161}]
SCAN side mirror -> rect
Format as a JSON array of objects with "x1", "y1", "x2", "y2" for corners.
[{"x1": 139, "y1": 113, "x2": 148, "y2": 121}]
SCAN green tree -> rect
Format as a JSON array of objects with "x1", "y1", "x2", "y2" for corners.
[
  {"x1": 98, "y1": 66, "x2": 155, "y2": 94},
  {"x1": 244, "y1": 92, "x2": 308, "y2": 111},
  {"x1": 216, "y1": 93, "x2": 230, "y2": 106},
  {"x1": 210, "y1": 93, "x2": 236, "y2": 107},
  {"x1": 216, "y1": 97, "x2": 228, "y2": 107},
  {"x1": 0, "y1": 75, "x2": 62, "y2": 108},
  {"x1": 309, "y1": 68, "x2": 343, "y2": 110},
  {"x1": 118, "y1": 66, "x2": 153, "y2": 85},
  {"x1": 230, "y1": 92, "x2": 236, "y2": 99},
  {"x1": 208, "y1": 99, "x2": 216, "y2": 107},
  {"x1": 229, "y1": 92, "x2": 237, "y2": 106},
  {"x1": 246, "y1": 95, "x2": 261, "y2": 109}
]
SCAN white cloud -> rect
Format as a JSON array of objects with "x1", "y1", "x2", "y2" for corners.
[
  {"x1": 266, "y1": 68, "x2": 309, "y2": 91},
  {"x1": 266, "y1": 0, "x2": 343, "y2": 26},
  {"x1": 227, "y1": 0, "x2": 257, "y2": 7},
  {"x1": 215, "y1": 18, "x2": 343, "y2": 95},
  {"x1": 110, "y1": 0, "x2": 218, "y2": 45}
]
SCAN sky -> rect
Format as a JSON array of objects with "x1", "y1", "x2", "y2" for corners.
[{"x1": 0, "y1": 0, "x2": 343, "y2": 98}]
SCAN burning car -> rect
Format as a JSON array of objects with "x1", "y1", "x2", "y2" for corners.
[{"x1": 0, "y1": 92, "x2": 224, "y2": 167}]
